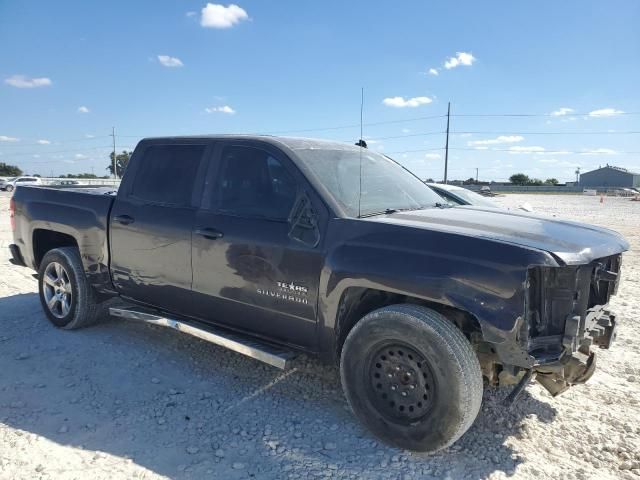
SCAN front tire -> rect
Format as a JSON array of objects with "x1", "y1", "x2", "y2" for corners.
[
  {"x1": 340, "y1": 304, "x2": 483, "y2": 452},
  {"x1": 6, "y1": 185, "x2": 14, "y2": 192},
  {"x1": 38, "y1": 247, "x2": 100, "y2": 329}
]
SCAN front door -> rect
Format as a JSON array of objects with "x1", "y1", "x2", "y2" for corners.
[
  {"x1": 110, "y1": 141, "x2": 209, "y2": 313},
  {"x1": 191, "y1": 142, "x2": 324, "y2": 349}
]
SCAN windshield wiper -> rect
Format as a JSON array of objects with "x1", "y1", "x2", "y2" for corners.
[
  {"x1": 359, "y1": 207, "x2": 426, "y2": 218},
  {"x1": 359, "y1": 208, "x2": 400, "y2": 218}
]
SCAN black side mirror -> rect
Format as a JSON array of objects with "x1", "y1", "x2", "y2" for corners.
[{"x1": 288, "y1": 192, "x2": 320, "y2": 247}]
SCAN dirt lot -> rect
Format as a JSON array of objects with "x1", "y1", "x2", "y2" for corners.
[{"x1": 1, "y1": 192, "x2": 639, "y2": 480}]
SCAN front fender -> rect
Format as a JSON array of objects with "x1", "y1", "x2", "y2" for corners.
[{"x1": 317, "y1": 219, "x2": 558, "y2": 359}]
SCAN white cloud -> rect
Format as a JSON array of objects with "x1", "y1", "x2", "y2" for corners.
[
  {"x1": 428, "y1": 68, "x2": 439, "y2": 76},
  {"x1": 580, "y1": 148, "x2": 618, "y2": 155},
  {"x1": 550, "y1": 107, "x2": 574, "y2": 116},
  {"x1": 37, "y1": 139, "x2": 51, "y2": 145},
  {"x1": 383, "y1": 96, "x2": 432, "y2": 108},
  {"x1": 33, "y1": 154, "x2": 40, "y2": 158},
  {"x1": 75, "y1": 153, "x2": 87, "y2": 159},
  {"x1": 468, "y1": 135, "x2": 524, "y2": 146},
  {"x1": 474, "y1": 146, "x2": 489, "y2": 150},
  {"x1": 508, "y1": 146, "x2": 546, "y2": 154},
  {"x1": 401, "y1": 128, "x2": 412, "y2": 134},
  {"x1": 0, "y1": 135, "x2": 19, "y2": 142},
  {"x1": 186, "y1": 11, "x2": 197, "y2": 17},
  {"x1": 4, "y1": 74, "x2": 52, "y2": 88},
  {"x1": 201, "y1": 3, "x2": 248, "y2": 28},
  {"x1": 424, "y1": 153, "x2": 441, "y2": 159},
  {"x1": 588, "y1": 108, "x2": 624, "y2": 117},
  {"x1": 84, "y1": 134, "x2": 95, "y2": 138},
  {"x1": 205, "y1": 105, "x2": 236, "y2": 114},
  {"x1": 444, "y1": 52, "x2": 475, "y2": 70},
  {"x1": 78, "y1": 106, "x2": 90, "y2": 113},
  {"x1": 158, "y1": 55, "x2": 184, "y2": 68}
]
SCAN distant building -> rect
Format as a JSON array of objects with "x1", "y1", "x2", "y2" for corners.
[{"x1": 579, "y1": 165, "x2": 640, "y2": 188}]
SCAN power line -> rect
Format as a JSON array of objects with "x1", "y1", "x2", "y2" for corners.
[
  {"x1": 453, "y1": 130, "x2": 640, "y2": 136},
  {"x1": 450, "y1": 147, "x2": 640, "y2": 155},
  {"x1": 4, "y1": 145, "x2": 113, "y2": 157},
  {"x1": 449, "y1": 111, "x2": 640, "y2": 118},
  {"x1": 0, "y1": 136, "x2": 111, "y2": 147}
]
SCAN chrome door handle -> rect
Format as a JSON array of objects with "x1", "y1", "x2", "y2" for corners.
[{"x1": 195, "y1": 227, "x2": 224, "y2": 240}]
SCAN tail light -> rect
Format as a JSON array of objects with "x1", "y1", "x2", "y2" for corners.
[{"x1": 9, "y1": 198, "x2": 15, "y2": 231}]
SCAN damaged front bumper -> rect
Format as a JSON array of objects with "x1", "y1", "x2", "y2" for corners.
[
  {"x1": 534, "y1": 308, "x2": 617, "y2": 396},
  {"x1": 482, "y1": 254, "x2": 623, "y2": 398}
]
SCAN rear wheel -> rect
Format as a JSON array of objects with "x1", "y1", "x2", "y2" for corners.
[
  {"x1": 340, "y1": 304, "x2": 483, "y2": 452},
  {"x1": 6, "y1": 185, "x2": 14, "y2": 192},
  {"x1": 38, "y1": 247, "x2": 100, "y2": 329}
]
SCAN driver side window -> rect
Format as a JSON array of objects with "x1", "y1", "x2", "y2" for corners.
[{"x1": 217, "y1": 145, "x2": 298, "y2": 220}]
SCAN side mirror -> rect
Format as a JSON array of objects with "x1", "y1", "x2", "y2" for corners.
[{"x1": 288, "y1": 192, "x2": 320, "y2": 247}]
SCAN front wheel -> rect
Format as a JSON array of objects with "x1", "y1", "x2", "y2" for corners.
[
  {"x1": 340, "y1": 304, "x2": 483, "y2": 452},
  {"x1": 5, "y1": 185, "x2": 14, "y2": 192},
  {"x1": 38, "y1": 247, "x2": 100, "y2": 329}
]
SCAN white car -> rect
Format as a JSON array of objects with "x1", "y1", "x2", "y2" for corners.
[
  {"x1": 427, "y1": 183, "x2": 534, "y2": 212},
  {"x1": 1, "y1": 176, "x2": 42, "y2": 192}
]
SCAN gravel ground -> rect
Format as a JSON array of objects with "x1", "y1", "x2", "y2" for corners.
[{"x1": 1, "y1": 192, "x2": 639, "y2": 480}]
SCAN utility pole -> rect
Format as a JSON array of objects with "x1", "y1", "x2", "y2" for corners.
[
  {"x1": 444, "y1": 102, "x2": 450, "y2": 184},
  {"x1": 476, "y1": 167, "x2": 479, "y2": 184},
  {"x1": 110, "y1": 127, "x2": 117, "y2": 179},
  {"x1": 575, "y1": 167, "x2": 580, "y2": 183}
]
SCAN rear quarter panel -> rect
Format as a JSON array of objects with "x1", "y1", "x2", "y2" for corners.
[{"x1": 12, "y1": 186, "x2": 115, "y2": 293}]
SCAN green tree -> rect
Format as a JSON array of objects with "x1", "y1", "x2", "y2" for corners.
[
  {"x1": 544, "y1": 178, "x2": 559, "y2": 185},
  {"x1": 463, "y1": 177, "x2": 476, "y2": 185},
  {"x1": 529, "y1": 178, "x2": 543, "y2": 186},
  {"x1": 0, "y1": 162, "x2": 22, "y2": 176},
  {"x1": 107, "y1": 150, "x2": 132, "y2": 177},
  {"x1": 509, "y1": 173, "x2": 530, "y2": 185}
]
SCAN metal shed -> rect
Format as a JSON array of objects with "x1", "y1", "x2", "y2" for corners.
[{"x1": 579, "y1": 165, "x2": 640, "y2": 188}]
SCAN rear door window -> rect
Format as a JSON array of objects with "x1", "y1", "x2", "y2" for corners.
[{"x1": 131, "y1": 144, "x2": 205, "y2": 206}]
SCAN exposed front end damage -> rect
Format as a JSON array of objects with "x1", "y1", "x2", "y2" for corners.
[{"x1": 480, "y1": 254, "x2": 622, "y2": 397}]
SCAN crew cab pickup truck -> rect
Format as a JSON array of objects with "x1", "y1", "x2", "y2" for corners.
[{"x1": 9, "y1": 135, "x2": 629, "y2": 452}]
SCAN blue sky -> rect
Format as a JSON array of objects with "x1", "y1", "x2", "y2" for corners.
[{"x1": 1, "y1": 0, "x2": 639, "y2": 181}]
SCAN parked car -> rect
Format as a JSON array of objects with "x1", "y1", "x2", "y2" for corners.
[
  {"x1": 51, "y1": 180, "x2": 80, "y2": 186},
  {"x1": 0, "y1": 177, "x2": 15, "y2": 190},
  {"x1": 2, "y1": 176, "x2": 42, "y2": 192},
  {"x1": 9, "y1": 136, "x2": 628, "y2": 452},
  {"x1": 427, "y1": 182, "x2": 534, "y2": 212}
]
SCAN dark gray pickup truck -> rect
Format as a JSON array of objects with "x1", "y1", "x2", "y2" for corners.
[{"x1": 9, "y1": 135, "x2": 629, "y2": 452}]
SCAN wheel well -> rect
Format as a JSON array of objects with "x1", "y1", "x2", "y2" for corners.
[
  {"x1": 33, "y1": 229, "x2": 78, "y2": 269},
  {"x1": 334, "y1": 287, "x2": 482, "y2": 359}
]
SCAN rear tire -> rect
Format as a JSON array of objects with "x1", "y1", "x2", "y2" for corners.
[
  {"x1": 6, "y1": 185, "x2": 14, "y2": 192},
  {"x1": 340, "y1": 304, "x2": 483, "y2": 452},
  {"x1": 38, "y1": 247, "x2": 100, "y2": 329}
]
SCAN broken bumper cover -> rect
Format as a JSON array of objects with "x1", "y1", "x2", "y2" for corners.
[{"x1": 534, "y1": 309, "x2": 617, "y2": 396}]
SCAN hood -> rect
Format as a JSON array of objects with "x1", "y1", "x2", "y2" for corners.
[{"x1": 367, "y1": 206, "x2": 629, "y2": 265}]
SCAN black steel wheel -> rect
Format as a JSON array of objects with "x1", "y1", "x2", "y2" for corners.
[
  {"x1": 340, "y1": 304, "x2": 483, "y2": 452},
  {"x1": 367, "y1": 343, "x2": 436, "y2": 423}
]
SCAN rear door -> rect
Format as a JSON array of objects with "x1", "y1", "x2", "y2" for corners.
[
  {"x1": 190, "y1": 141, "x2": 326, "y2": 349},
  {"x1": 109, "y1": 141, "x2": 210, "y2": 313}
]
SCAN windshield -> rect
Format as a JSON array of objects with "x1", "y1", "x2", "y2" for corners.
[
  {"x1": 295, "y1": 147, "x2": 443, "y2": 217},
  {"x1": 450, "y1": 187, "x2": 498, "y2": 208}
]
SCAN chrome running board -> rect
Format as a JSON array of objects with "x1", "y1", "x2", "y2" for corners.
[{"x1": 109, "y1": 307, "x2": 295, "y2": 369}]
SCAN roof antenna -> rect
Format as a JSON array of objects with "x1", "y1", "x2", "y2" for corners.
[{"x1": 357, "y1": 87, "x2": 365, "y2": 217}]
